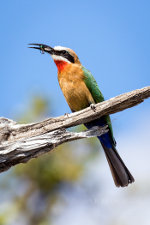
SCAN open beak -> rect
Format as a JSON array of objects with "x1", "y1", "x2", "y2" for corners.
[{"x1": 28, "y1": 43, "x2": 54, "y2": 54}]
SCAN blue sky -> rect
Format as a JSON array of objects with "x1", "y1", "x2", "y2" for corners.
[
  {"x1": 0, "y1": 1, "x2": 150, "y2": 224},
  {"x1": 1, "y1": 0, "x2": 150, "y2": 135}
]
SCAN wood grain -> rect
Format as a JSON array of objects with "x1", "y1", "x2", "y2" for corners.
[{"x1": 0, "y1": 86, "x2": 149, "y2": 172}]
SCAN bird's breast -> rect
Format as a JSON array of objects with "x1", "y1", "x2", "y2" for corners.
[{"x1": 58, "y1": 69, "x2": 94, "y2": 112}]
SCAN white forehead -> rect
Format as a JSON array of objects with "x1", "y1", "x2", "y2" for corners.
[{"x1": 54, "y1": 46, "x2": 68, "y2": 51}]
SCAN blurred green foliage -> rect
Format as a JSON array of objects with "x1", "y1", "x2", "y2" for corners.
[
  {"x1": 0, "y1": 95, "x2": 99, "y2": 225},
  {"x1": 18, "y1": 95, "x2": 49, "y2": 123}
]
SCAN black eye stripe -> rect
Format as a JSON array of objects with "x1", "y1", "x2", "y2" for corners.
[
  {"x1": 61, "y1": 50, "x2": 67, "y2": 54},
  {"x1": 54, "y1": 50, "x2": 75, "y2": 63}
]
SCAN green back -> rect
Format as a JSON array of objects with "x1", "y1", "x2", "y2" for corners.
[
  {"x1": 82, "y1": 67, "x2": 104, "y2": 103},
  {"x1": 82, "y1": 66, "x2": 115, "y2": 143}
]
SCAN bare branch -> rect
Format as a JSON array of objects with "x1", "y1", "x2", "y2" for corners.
[{"x1": 0, "y1": 86, "x2": 149, "y2": 172}]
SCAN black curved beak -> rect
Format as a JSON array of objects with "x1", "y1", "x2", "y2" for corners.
[{"x1": 28, "y1": 43, "x2": 54, "y2": 54}]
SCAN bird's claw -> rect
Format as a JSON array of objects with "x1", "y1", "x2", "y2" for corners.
[
  {"x1": 90, "y1": 104, "x2": 96, "y2": 112},
  {"x1": 64, "y1": 113, "x2": 69, "y2": 117}
]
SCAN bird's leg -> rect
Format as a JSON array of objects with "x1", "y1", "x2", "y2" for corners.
[
  {"x1": 90, "y1": 103, "x2": 96, "y2": 112},
  {"x1": 64, "y1": 112, "x2": 69, "y2": 117},
  {"x1": 65, "y1": 109, "x2": 75, "y2": 117}
]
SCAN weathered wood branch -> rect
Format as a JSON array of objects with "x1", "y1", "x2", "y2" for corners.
[{"x1": 0, "y1": 86, "x2": 149, "y2": 172}]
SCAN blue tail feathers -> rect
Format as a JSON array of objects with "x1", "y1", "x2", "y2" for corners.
[{"x1": 84, "y1": 117, "x2": 134, "y2": 187}]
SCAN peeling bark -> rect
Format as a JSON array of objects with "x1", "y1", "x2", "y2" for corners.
[{"x1": 0, "y1": 86, "x2": 149, "y2": 172}]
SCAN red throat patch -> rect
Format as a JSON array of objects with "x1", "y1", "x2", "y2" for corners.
[{"x1": 54, "y1": 60, "x2": 68, "y2": 72}]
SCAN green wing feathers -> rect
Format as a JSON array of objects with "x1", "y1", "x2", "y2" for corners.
[
  {"x1": 82, "y1": 66, "x2": 115, "y2": 144},
  {"x1": 82, "y1": 67, "x2": 104, "y2": 103}
]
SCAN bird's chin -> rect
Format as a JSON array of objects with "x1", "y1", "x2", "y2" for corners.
[{"x1": 52, "y1": 55, "x2": 71, "y2": 64}]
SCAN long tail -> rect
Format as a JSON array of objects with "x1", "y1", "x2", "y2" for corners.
[
  {"x1": 84, "y1": 117, "x2": 134, "y2": 187},
  {"x1": 98, "y1": 136, "x2": 135, "y2": 187}
]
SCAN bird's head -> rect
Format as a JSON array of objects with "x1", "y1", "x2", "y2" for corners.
[{"x1": 29, "y1": 43, "x2": 80, "y2": 72}]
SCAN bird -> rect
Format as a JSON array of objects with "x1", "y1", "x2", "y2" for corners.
[{"x1": 29, "y1": 43, "x2": 135, "y2": 187}]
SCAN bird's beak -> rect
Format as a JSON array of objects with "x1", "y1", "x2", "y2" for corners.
[{"x1": 28, "y1": 43, "x2": 54, "y2": 55}]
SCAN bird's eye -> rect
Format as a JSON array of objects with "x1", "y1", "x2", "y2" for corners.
[{"x1": 62, "y1": 50, "x2": 67, "y2": 54}]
